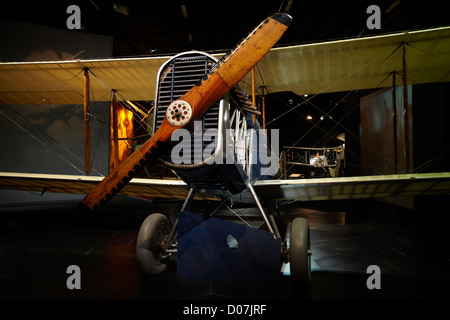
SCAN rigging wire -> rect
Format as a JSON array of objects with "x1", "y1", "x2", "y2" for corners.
[
  {"x1": 281, "y1": 109, "x2": 383, "y2": 177},
  {"x1": 83, "y1": 68, "x2": 156, "y2": 175},
  {"x1": 86, "y1": 69, "x2": 151, "y2": 136},
  {"x1": 4, "y1": 33, "x2": 444, "y2": 180},
  {"x1": 54, "y1": 68, "x2": 86, "y2": 95},
  {"x1": 0, "y1": 64, "x2": 153, "y2": 178},
  {"x1": 306, "y1": 91, "x2": 396, "y2": 169},
  {"x1": 88, "y1": 78, "x2": 109, "y2": 175},
  {"x1": 0, "y1": 101, "x2": 106, "y2": 176},
  {"x1": 264, "y1": 88, "x2": 384, "y2": 176},
  {"x1": 0, "y1": 110, "x2": 85, "y2": 175},
  {"x1": 257, "y1": 41, "x2": 421, "y2": 176},
  {"x1": 265, "y1": 43, "x2": 397, "y2": 127}
]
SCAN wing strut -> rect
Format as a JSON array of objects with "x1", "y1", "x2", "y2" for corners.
[
  {"x1": 392, "y1": 71, "x2": 398, "y2": 174},
  {"x1": 110, "y1": 90, "x2": 120, "y2": 171},
  {"x1": 402, "y1": 43, "x2": 410, "y2": 173},
  {"x1": 79, "y1": 13, "x2": 292, "y2": 211},
  {"x1": 83, "y1": 68, "x2": 91, "y2": 175}
]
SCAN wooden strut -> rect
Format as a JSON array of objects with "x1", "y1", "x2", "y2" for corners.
[
  {"x1": 110, "y1": 90, "x2": 120, "y2": 171},
  {"x1": 233, "y1": 88, "x2": 260, "y2": 115},
  {"x1": 83, "y1": 68, "x2": 91, "y2": 175},
  {"x1": 392, "y1": 71, "x2": 398, "y2": 174},
  {"x1": 402, "y1": 43, "x2": 410, "y2": 173},
  {"x1": 80, "y1": 13, "x2": 292, "y2": 211}
]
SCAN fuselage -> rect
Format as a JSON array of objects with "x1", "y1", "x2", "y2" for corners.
[{"x1": 153, "y1": 51, "x2": 280, "y2": 198}]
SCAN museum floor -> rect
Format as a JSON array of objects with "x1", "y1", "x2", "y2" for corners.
[{"x1": 1, "y1": 194, "x2": 449, "y2": 302}]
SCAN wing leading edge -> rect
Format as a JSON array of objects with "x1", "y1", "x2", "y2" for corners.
[
  {"x1": 1, "y1": 171, "x2": 449, "y2": 204},
  {"x1": 254, "y1": 172, "x2": 450, "y2": 201},
  {"x1": 0, "y1": 172, "x2": 216, "y2": 202}
]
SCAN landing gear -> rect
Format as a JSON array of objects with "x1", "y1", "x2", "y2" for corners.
[
  {"x1": 135, "y1": 185, "x2": 312, "y2": 288},
  {"x1": 136, "y1": 186, "x2": 196, "y2": 275},
  {"x1": 289, "y1": 218, "x2": 311, "y2": 285},
  {"x1": 136, "y1": 213, "x2": 171, "y2": 275}
]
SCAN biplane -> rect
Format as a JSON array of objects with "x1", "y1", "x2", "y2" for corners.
[
  {"x1": 1, "y1": 13, "x2": 450, "y2": 286},
  {"x1": 280, "y1": 144, "x2": 346, "y2": 178}
]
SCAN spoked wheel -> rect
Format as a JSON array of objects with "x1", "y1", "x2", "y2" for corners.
[
  {"x1": 136, "y1": 213, "x2": 171, "y2": 275},
  {"x1": 290, "y1": 218, "x2": 312, "y2": 285}
]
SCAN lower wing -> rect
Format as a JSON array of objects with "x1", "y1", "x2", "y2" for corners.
[{"x1": 1, "y1": 171, "x2": 449, "y2": 204}]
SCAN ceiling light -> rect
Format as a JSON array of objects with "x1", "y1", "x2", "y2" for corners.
[
  {"x1": 307, "y1": 115, "x2": 313, "y2": 120},
  {"x1": 113, "y1": 4, "x2": 129, "y2": 15},
  {"x1": 181, "y1": 4, "x2": 188, "y2": 18},
  {"x1": 285, "y1": 0, "x2": 294, "y2": 13}
]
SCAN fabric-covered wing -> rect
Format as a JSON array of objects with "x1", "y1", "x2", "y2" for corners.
[
  {"x1": 1, "y1": 171, "x2": 449, "y2": 204},
  {"x1": 254, "y1": 172, "x2": 450, "y2": 201},
  {"x1": 252, "y1": 26, "x2": 450, "y2": 96},
  {"x1": 1, "y1": 26, "x2": 449, "y2": 105},
  {"x1": 0, "y1": 172, "x2": 215, "y2": 201},
  {"x1": 0, "y1": 57, "x2": 170, "y2": 105}
]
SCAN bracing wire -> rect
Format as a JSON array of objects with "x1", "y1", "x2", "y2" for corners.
[
  {"x1": 256, "y1": 41, "x2": 417, "y2": 176},
  {"x1": 87, "y1": 69, "x2": 152, "y2": 137},
  {"x1": 0, "y1": 110, "x2": 85, "y2": 175}
]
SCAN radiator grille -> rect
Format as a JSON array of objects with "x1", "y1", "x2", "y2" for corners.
[
  {"x1": 154, "y1": 52, "x2": 220, "y2": 163},
  {"x1": 155, "y1": 53, "x2": 219, "y2": 131}
]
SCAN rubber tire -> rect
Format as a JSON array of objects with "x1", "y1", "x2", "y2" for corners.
[
  {"x1": 290, "y1": 218, "x2": 311, "y2": 285},
  {"x1": 136, "y1": 213, "x2": 171, "y2": 275}
]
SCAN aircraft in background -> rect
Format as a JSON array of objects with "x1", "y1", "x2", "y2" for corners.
[{"x1": 1, "y1": 13, "x2": 449, "y2": 286}]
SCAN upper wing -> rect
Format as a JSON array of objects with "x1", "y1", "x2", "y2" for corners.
[
  {"x1": 0, "y1": 171, "x2": 215, "y2": 202},
  {"x1": 0, "y1": 56, "x2": 170, "y2": 105},
  {"x1": 248, "y1": 26, "x2": 450, "y2": 96},
  {"x1": 2, "y1": 26, "x2": 448, "y2": 106},
  {"x1": 254, "y1": 172, "x2": 450, "y2": 201}
]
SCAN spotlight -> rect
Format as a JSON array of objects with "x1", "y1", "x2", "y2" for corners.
[
  {"x1": 113, "y1": 4, "x2": 129, "y2": 15},
  {"x1": 181, "y1": 4, "x2": 188, "y2": 18}
]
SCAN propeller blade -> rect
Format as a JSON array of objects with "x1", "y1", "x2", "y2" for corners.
[{"x1": 80, "y1": 12, "x2": 292, "y2": 211}]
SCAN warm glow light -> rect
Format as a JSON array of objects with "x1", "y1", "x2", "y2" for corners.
[
  {"x1": 117, "y1": 107, "x2": 133, "y2": 162},
  {"x1": 111, "y1": 104, "x2": 134, "y2": 170}
]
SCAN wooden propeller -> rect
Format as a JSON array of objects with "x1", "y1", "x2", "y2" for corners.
[{"x1": 80, "y1": 13, "x2": 292, "y2": 211}]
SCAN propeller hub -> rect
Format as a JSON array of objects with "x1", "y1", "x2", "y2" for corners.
[{"x1": 166, "y1": 100, "x2": 192, "y2": 126}]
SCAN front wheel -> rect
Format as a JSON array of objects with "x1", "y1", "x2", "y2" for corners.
[
  {"x1": 136, "y1": 213, "x2": 171, "y2": 275},
  {"x1": 290, "y1": 218, "x2": 311, "y2": 285}
]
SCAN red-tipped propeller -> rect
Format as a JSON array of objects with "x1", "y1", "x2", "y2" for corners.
[{"x1": 80, "y1": 13, "x2": 292, "y2": 211}]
